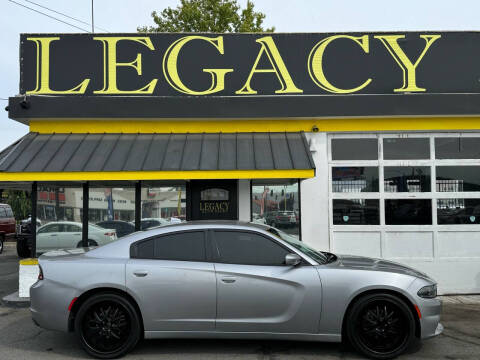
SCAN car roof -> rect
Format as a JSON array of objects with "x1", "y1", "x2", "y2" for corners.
[{"x1": 148, "y1": 220, "x2": 270, "y2": 231}]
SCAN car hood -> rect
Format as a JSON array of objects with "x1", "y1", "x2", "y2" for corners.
[{"x1": 331, "y1": 254, "x2": 433, "y2": 281}]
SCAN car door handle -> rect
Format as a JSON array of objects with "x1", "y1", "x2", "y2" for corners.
[
  {"x1": 133, "y1": 270, "x2": 148, "y2": 277},
  {"x1": 221, "y1": 277, "x2": 236, "y2": 283}
]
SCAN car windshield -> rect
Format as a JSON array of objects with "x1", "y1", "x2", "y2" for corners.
[{"x1": 267, "y1": 227, "x2": 330, "y2": 264}]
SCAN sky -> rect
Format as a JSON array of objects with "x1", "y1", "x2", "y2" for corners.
[{"x1": 2, "y1": 0, "x2": 480, "y2": 148}]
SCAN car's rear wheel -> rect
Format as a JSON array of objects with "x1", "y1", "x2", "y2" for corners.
[
  {"x1": 75, "y1": 293, "x2": 141, "y2": 359},
  {"x1": 76, "y1": 239, "x2": 98, "y2": 248},
  {"x1": 346, "y1": 293, "x2": 415, "y2": 360}
]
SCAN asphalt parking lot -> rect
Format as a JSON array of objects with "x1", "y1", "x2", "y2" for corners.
[{"x1": 1, "y1": 244, "x2": 479, "y2": 360}]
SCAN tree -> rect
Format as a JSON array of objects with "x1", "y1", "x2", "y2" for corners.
[
  {"x1": 138, "y1": 0, "x2": 274, "y2": 33},
  {"x1": 3, "y1": 190, "x2": 31, "y2": 220}
]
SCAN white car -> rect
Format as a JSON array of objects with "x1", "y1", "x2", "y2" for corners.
[{"x1": 36, "y1": 221, "x2": 117, "y2": 253}]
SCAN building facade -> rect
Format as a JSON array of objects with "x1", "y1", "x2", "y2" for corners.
[{"x1": 4, "y1": 32, "x2": 480, "y2": 294}]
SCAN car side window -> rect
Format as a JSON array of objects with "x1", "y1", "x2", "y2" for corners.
[
  {"x1": 65, "y1": 224, "x2": 81, "y2": 232},
  {"x1": 5, "y1": 207, "x2": 13, "y2": 217},
  {"x1": 131, "y1": 231, "x2": 206, "y2": 262},
  {"x1": 0, "y1": 208, "x2": 6, "y2": 218},
  {"x1": 213, "y1": 230, "x2": 289, "y2": 266}
]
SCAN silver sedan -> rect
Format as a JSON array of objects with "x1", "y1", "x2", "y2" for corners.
[{"x1": 30, "y1": 221, "x2": 442, "y2": 359}]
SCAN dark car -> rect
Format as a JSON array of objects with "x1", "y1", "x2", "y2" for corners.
[
  {"x1": 265, "y1": 210, "x2": 297, "y2": 228},
  {"x1": 96, "y1": 220, "x2": 135, "y2": 238},
  {"x1": 0, "y1": 203, "x2": 16, "y2": 254}
]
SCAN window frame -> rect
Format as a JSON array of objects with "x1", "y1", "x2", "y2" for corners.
[
  {"x1": 328, "y1": 133, "x2": 480, "y2": 231},
  {"x1": 210, "y1": 229, "x2": 304, "y2": 266},
  {"x1": 129, "y1": 229, "x2": 210, "y2": 263}
]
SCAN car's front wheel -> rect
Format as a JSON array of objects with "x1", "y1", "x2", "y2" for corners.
[
  {"x1": 75, "y1": 293, "x2": 141, "y2": 359},
  {"x1": 346, "y1": 293, "x2": 416, "y2": 360}
]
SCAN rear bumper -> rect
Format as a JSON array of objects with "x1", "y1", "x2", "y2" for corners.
[{"x1": 30, "y1": 279, "x2": 73, "y2": 332}]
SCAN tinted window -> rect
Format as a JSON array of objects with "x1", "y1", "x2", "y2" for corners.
[
  {"x1": 65, "y1": 224, "x2": 81, "y2": 232},
  {"x1": 0, "y1": 208, "x2": 6, "y2": 218},
  {"x1": 435, "y1": 137, "x2": 480, "y2": 159},
  {"x1": 383, "y1": 138, "x2": 430, "y2": 159},
  {"x1": 154, "y1": 231, "x2": 205, "y2": 261},
  {"x1": 333, "y1": 199, "x2": 380, "y2": 225},
  {"x1": 384, "y1": 166, "x2": 431, "y2": 192},
  {"x1": 437, "y1": 199, "x2": 480, "y2": 224},
  {"x1": 436, "y1": 166, "x2": 480, "y2": 192},
  {"x1": 214, "y1": 231, "x2": 289, "y2": 265},
  {"x1": 385, "y1": 199, "x2": 432, "y2": 225},
  {"x1": 332, "y1": 167, "x2": 379, "y2": 192},
  {"x1": 331, "y1": 138, "x2": 378, "y2": 160},
  {"x1": 137, "y1": 239, "x2": 154, "y2": 258}
]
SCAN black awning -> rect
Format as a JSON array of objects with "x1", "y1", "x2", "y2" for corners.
[{"x1": 0, "y1": 132, "x2": 314, "y2": 173}]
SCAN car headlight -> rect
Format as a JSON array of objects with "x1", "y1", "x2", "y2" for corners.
[{"x1": 417, "y1": 284, "x2": 437, "y2": 298}]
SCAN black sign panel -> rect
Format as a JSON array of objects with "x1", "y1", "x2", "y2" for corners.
[
  {"x1": 188, "y1": 180, "x2": 238, "y2": 221},
  {"x1": 18, "y1": 32, "x2": 480, "y2": 97}
]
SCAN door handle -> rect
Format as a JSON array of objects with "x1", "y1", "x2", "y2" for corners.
[
  {"x1": 221, "y1": 277, "x2": 236, "y2": 283},
  {"x1": 133, "y1": 270, "x2": 148, "y2": 277}
]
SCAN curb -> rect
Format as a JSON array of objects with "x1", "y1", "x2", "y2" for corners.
[{"x1": 2, "y1": 291, "x2": 30, "y2": 308}]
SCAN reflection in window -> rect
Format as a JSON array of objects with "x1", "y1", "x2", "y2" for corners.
[
  {"x1": 437, "y1": 199, "x2": 480, "y2": 224},
  {"x1": 333, "y1": 199, "x2": 380, "y2": 225},
  {"x1": 331, "y1": 138, "x2": 378, "y2": 160},
  {"x1": 435, "y1": 137, "x2": 480, "y2": 159},
  {"x1": 383, "y1": 138, "x2": 430, "y2": 160},
  {"x1": 36, "y1": 185, "x2": 84, "y2": 253},
  {"x1": 332, "y1": 167, "x2": 379, "y2": 193},
  {"x1": 385, "y1": 199, "x2": 432, "y2": 225},
  {"x1": 252, "y1": 181, "x2": 299, "y2": 238},
  {"x1": 384, "y1": 166, "x2": 431, "y2": 192},
  {"x1": 436, "y1": 166, "x2": 480, "y2": 192},
  {"x1": 200, "y1": 188, "x2": 229, "y2": 200},
  {"x1": 141, "y1": 186, "x2": 186, "y2": 227}
]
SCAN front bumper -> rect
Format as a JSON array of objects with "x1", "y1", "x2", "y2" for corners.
[{"x1": 418, "y1": 296, "x2": 443, "y2": 339}]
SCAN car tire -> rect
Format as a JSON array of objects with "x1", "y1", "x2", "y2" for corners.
[
  {"x1": 76, "y1": 239, "x2": 98, "y2": 248},
  {"x1": 75, "y1": 292, "x2": 142, "y2": 359},
  {"x1": 0, "y1": 235, "x2": 4, "y2": 254},
  {"x1": 346, "y1": 293, "x2": 416, "y2": 360},
  {"x1": 16, "y1": 238, "x2": 30, "y2": 258}
]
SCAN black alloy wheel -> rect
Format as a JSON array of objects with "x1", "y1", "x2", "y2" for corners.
[
  {"x1": 76, "y1": 239, "x2": 98, "y2": 248},
  {"x1": 75, "y1": 293, "x2": 141, "y2": 359},
  {"x1": 346, "y1": 293, "x2": 415, "y2": 360}
]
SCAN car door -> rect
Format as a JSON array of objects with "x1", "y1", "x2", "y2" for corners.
[
  {"x1": 37, "y1": 224, "x2": 61, "y2": 252},
  {"x1": 126, "y1": 230, "x2": 217, "y2": 332},
  {"x1": 212, "y1": 230, "x2": 322, "y2": 334},
  {"x1": 62, "y1": 224, "x2": 82, "y2": 248}
]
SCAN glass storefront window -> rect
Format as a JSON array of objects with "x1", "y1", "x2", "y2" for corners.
[
  {"x1": 332, "y1": 167, "x2": 379, "y2": 193},
  {"x1": 333, "y1": 199, "x2": 380, "y2": 225},
  {"x1": 436, "y1": 166, "x2": 480, "y2": 192},
  {"x1": 251, "y1": 181, "x2": 300, "y2": 238},
  {"x1": 331, "y1": 138, "x2": 378, "y2": 160},
  {"x1": 435, "y1": 137, "x2": 480, "y2": 159},
  {"x1": 385, "y1": 199, "x2": 432, "y2": 225},
  {"x1": 384, "y1": 166, "x2": 431, "y2": 192},
  {"x1": 36, "y1": 185, "x2": 84, "y2": 253},
  {"x1": 89, "y1": 187, "x2": 135, "y2": 241},
  {"x1": 141, "y1": 185, "x2": 186, "y2": 230},
  {"x1": 383, "y1": 138, "x2": 430, "y2": 160},
  {"x1": 437, "y1": 199, "x2": 480, "y2": 224}
]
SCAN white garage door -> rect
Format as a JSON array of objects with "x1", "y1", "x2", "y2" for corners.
[{"x1": 328, "y1": 132, "x2": 480, "y2": 294}]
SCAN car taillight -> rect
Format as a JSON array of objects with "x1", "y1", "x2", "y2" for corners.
[
  {"x1": 38, "y1": 266, "x2": 44, "y2": 281},
  {"x1": 104, "y1": 232, "x2": 115, "y2": 236},
  {"x1": 276, "y1": 215, "x2": 281, "y2": 219}
]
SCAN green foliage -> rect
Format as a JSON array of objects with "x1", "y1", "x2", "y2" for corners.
[
  {"x1": 3, "y1": 190, "x2": 31, "y2": 221},
  {"x1": 138, "y1": 0, "x2": 274, "y2": 33}
]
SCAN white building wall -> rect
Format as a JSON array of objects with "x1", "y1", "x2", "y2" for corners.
[{"x1": 301, "y1": 132, "x2": 330, "y2": 251}]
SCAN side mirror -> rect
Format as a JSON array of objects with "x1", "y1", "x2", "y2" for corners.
[{"x1": 285, "y1": 253, "x2": 302, "y2": 266}]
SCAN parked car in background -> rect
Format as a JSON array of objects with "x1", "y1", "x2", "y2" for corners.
[
  {"x1": 96, "y1": 220, "x2": 135, "y2": 238},
  {"x1": 36, "y1": 221, "x2": 117, "y2": 254},
  {"x1": 30, "y1": 221, "x2": 442, "y2": 359},
  {"x1": 252, "y1": 213, "x2": 267, "y2": 224},
  {"x1": 137, "y1": 218, "x2": 170, "y2": 230},
  {"x1": 265, "y1": 210, "x2": 297, "y2": 228},
  {"x1": 0, "y1": 203, "x2": 16, "y2": 254}
]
